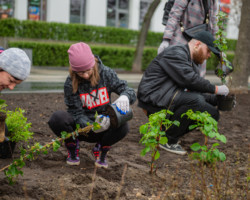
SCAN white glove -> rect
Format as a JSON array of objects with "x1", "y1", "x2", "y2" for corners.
[
  {"x1": 93, "y1": 115, "x2": 110, "y2": 133},
  {"x1": 113, "y1": 95, "x2": 129, "y2": 114},
  {"x1": 216, "y1": 85, "x2": 229, "y2": 96},
  {"x1": 157, "y1": 40, "x2": 170, "y2": 54}
]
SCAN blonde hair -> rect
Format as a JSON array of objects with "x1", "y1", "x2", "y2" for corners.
[{"x1": 69, "y1": 57, "x2": 100, "y2": 94}]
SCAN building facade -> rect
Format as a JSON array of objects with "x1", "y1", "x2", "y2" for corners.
[{"x1": 0, "y1": 0, "x2": 240, "y2": 39}]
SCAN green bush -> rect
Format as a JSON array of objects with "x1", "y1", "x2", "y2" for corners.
[
  {"x1": 9, "y1": 40, "x2": 234, "y2": 71},
  {"x1": 1, "y1": 18, "x2": 236, "y2": 49}
]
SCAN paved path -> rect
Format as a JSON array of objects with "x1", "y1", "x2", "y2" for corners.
[
  {"x1": 27, "y1": 67, "x2": 222, "y2": 84},
  {"x1": 2, "y1": 67, "x2": 249, "y2": 93}
]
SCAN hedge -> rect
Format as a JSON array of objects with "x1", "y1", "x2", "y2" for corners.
[
  {"x1": 8, "y1": 41, "x2": 234, "y2": 71},
  {"x1": 1, "y1": 18, "x2": 237, "y2": 50},
  {"x1": 0, "y1": 18, "x2": 162, "y2": 47}
]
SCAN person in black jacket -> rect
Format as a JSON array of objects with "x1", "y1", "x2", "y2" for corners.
[
  {"x1": 137, "y1": 31, "x2": 229, "y2": 155},
  {"x1": 48, "y1": 42, "x2": 136, "y2": 168}
]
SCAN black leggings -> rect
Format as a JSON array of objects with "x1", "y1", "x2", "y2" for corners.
[{"x1": 48, "y1": 110, "x2": 129, "y2": 146}]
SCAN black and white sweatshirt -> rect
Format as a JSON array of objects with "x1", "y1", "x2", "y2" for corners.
[{"x1": 64, "y1": 56, "x2": 136, "y2": 127}]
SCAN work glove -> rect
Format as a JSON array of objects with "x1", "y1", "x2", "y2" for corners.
[
  {"x1": 157, "y1": 39, "x2": 170, "y2": 54},
  {"x1": 93, "y1": 115, "x2": 110, "y2": 133},
  {"x1": 215, "y1": 85, "x2": 229, "y2": 96},
  {"x1": 113, "y1": 95, "x2": 129, "y2": 115}
]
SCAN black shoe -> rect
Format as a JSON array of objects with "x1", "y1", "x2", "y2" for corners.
[{"x1": 159, "y1": 143, "x2": 187, "y2": 155}]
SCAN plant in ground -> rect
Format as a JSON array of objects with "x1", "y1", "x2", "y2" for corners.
[
  {"x1": 5, "y1": 108, "x2": 33, "y2": 142},
  {"x1": 139, "y1": 109, "x2": 180, "y2": 174},
  {"x1": 214, "y1": 10, "x2": 233, "y2": 85},
  {"x1": 182, "y1": 109, "x2": 227, "y2": 165},
  {"x1": 0, "y1": 122, "x2": 101, "y2": 184}
]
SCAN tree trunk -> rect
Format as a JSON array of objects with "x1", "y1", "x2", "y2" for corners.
[
  {"x1": 132, "y1": 0, "x2": 161, "y2": 73},
  {"x1": 231, "y1": 0, "x2": 249, "y2": 94}
]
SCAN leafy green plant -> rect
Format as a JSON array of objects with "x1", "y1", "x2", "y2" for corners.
[
  {"x1": 214, "y1": 10, "x2": 232, "y2": 85},
  {"x1": 182, "y1": 109, "x2": 227, "y2": 165},
  {"x1": 0, "y1": 123, "x2": 101, "y2": 184},
  {"x1": 0, "y1": 99, "x2": 7, "y2": 110},
  {"x1": 139, "y1": 109, "x2": 180, "y2": 174},
  {"x1": 5, "y1": 108, "x2": 33, "y2": 142}
]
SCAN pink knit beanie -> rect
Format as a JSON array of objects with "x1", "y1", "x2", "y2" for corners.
[{"x1": 68, "y1": 42, "x2": 95, "y2": 72}]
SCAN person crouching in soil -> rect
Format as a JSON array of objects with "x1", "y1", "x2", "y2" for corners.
[
  {"x1": 137, "y1": 31, "x2": 230, "y2": 155},
  {"x1": 48, "y1": 42, "x2": 136, "y2": 168},
  {"x1": 0, "y1": 47, "x2": 31, "y2": 157}
]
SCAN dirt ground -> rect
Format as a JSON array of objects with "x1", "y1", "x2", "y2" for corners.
[{"x1": 0, "y1": 92, "x2": 249, "y2": 200}]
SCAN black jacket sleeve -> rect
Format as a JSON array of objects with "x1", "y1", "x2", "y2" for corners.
[{"x1": 158, "y1": 46, "x2": 216, "y2": 94}]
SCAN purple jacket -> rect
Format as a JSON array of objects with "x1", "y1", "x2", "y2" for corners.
[{"x1": 163, "y1": 0, "x2": 218, "y2": 45}]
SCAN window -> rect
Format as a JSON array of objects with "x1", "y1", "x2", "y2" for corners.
[
  {"x1": 107, "y1": 0, "x2": 129, "y2": 28},
  {"x1": 70, "y1": 0, "x2": 86, "y2": 24},
  {"x1": 139, "y1": 0, "x2": 153, "y2": 27},
  {"x1": 28, "y1": 0, "x2": 47, "y2": 21},
  {"x1": 0, "y1": 0, "x2": 14, "y2": 19}
]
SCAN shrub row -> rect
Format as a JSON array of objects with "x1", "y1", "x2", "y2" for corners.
[
  {"x1": 0, "y1": 18, "x2": 161, "y2": 47},
  {"x1": 1, "y1": 18, "x2": 237, "y2": 50},
  {"x1": 8, "y1": 41, "x2": 234, "y2": 71}
]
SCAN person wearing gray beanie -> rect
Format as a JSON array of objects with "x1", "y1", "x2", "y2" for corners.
[
  {"x1": 0, "y1": 48, "x2": 31, "y2": 91},
  {"x1": 0, "y1": 48, "x2": 31, "y2": 155}
]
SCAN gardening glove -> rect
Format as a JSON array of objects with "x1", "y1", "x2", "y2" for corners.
[
  {"x1": 93, "y1": 115, "x2": 110, "y2": 133},
  {"x1": 215, "y1": 85, "x2": 229, "y2": 96},
  {"x1": 157, "y1": 39, "x2": 170, "y2": 54},
  {"x1": 113, "y1": 95, "x2": 129, "y2": 115}
]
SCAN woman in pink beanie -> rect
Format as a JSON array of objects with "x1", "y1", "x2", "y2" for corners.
[{"x1": 48, "y1": 42, "x2": 136, "y2": 168}]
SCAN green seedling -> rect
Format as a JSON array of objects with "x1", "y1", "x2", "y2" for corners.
[
  {"x1": 182, "y1": 109, "x2": 227, "y2": 165},
  {"x1": 5, "y1": 108, "x2": 33, "y2": 142},
  {"x1": 214, "y1": 10, "x2": 232, "y2": 85},
  {"x1": 1, "y1": 124, "x2": 94, "y2": 184},
  {"x1": 139, "y1": 109, "x2": 180, "y2": 174}
]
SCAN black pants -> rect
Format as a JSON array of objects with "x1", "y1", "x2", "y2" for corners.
[
  {"x1": 48, "y1": 111, "x2": 129, "y2": 146},
  {"x1": 145, "y1": 92, "x2": 219, "y2": 144}
]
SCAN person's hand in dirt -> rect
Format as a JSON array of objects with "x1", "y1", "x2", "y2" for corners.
[
  {"x1": 113, "y1": 95, "x2": 130, "y2": 115},
  {"x1": 93, "y1": 115, "x2": 110, "y2": 133}
]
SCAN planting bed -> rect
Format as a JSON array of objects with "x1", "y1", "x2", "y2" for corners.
[{"x1": 0, "y1": 92, "x2": 249, "y2": 199}]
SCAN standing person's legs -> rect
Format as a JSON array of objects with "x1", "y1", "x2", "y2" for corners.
[{"x1": 166, "y1": 92, "x2": 219, "y2": 144}]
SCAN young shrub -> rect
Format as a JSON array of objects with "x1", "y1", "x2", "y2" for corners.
[
  {"x1": 182, "y1": 109, "x2": 227, "y2": 165},
  {"x1": 5, "y1": 108, "x2": 33, "y2": 142},
  {"x1": 139, "y1": 109, "x2": 180, "y2": 174},
  {"x1": 214, "y1": 10, "x2": 233, "y2": 85}
]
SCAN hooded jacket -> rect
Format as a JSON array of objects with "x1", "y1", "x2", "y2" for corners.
[
  {"x1": 64, "y1": 56, "x2": 136, "y2": 127},
  {"x1": 137, "y1": 44, "x2": 215, "y2": 110}
]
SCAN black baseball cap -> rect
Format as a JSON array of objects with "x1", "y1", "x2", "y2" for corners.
[{"x1": 190, "y1": 31, "x2": 220, "y2": 57}]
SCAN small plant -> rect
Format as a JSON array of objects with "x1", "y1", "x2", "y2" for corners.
[
  {"x1": 139, "y1": 109, "x2": 180, "y2": 174},
  {"x1": 0, "y1": 123, "x2": 100, "y2": 184},
  {"x1": 214, "y1": 10, "x2": 232, "y2": 85},
  {"x1": 182, "y1": 109, "x2": 227, "y2": 165},
  {"x1": 5, "y1": 108, "x2": 33, "y2": 142}
]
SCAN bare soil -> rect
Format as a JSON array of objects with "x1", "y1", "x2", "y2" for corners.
[{"x1": 0, "y1": 92, "x2": 249, "y2": 200}]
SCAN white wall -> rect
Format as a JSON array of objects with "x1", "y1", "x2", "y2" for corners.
[
  {"x1": 128, "y1": 0, "x2": 140, "y2": 30},
  {"x1": 150, "y1": 1, "x2": 166, "y2": 33},
  {"x1": 12, "y1": 0, "x2": 239, "y2": 39},
  {"x1": 47, "y1": 0, "x2": 70, "y2": 23},
  {"x1": 85, "y1": 0, "x2": 107, "y2": 26},
  {"x1": 14, "y1": 0, "x2": 28, "y2": 20}
]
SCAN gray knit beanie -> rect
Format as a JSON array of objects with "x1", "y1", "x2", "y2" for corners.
[{"x1": 0, "y1": 48, "x2": 31, "y2": 80}]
